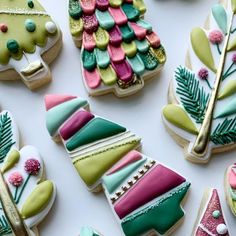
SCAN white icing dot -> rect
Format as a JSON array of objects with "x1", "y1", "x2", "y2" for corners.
[
  {"x1": 216, "y1": 224, "x2": 228, "y2": 235},
  {"x1": 45, "y1": 21, "x2": 57, "y2": 34}
]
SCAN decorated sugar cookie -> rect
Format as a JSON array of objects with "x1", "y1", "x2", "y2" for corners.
[
  {"x1": 162, "y1": 0, "x2": 236, "y2": 163},
  {"x1": 0, "y1": 110, "x2": 56, "y2": 235},
  {"x1": 79, "y1": 227, "x2": 102, "y2": 236},
  {"x1": 69, "y1": 0, "x2": 166, "y2": 97},
  {"x1": 192, "y1": 189, "x2": 229, "y2": 235},
  {"x1": 0, "y1": 0, "x2": 62, "y2": 90},
  {"x1": 45, "y1": 94, "x2": 191, "y2": 236}
]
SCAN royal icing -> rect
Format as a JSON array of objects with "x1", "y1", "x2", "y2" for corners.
[
  {"x1": 162, "y1": 0, "x2": 236, "y2": 163},
  {"x1": 68, "y1": 0, "x2": 166, "y2": 97},
  {"x1": 79, "y1": 226, "x2": 101, "y2": 236},
  {"x1": 44, "y1": 94, "x2": 190, "y2": 236}
]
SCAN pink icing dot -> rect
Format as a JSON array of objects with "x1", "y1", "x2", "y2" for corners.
[
  {"x1": 8, "y1": 172, "x2": 24, "y2": 187},
  {"x1": 0, "y1": 23, "x2": 8, "y2": 33},
  {"x1": 209, "y1": 30, "x2": 224, "y2": 44},
  {"x1": 24, "y1": 158, "x2": 41, "y2": 175},
  {"x1": 232, "y1": 54, "x2": 236, "y2": 63},
  {"x1": 198, "y1": 68, "x2": 209, "y2": 80}
]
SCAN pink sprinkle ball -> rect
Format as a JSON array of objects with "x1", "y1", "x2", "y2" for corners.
[
  {"x1": 8, "y1": 172, "x2": 24, "y2": 187},
  {"x1": 24, "y1": 158, "x2": 41, "y2": 175},
  {"x1": 232, "y1": 54, "x2": 236, "y2": 63},
  {"x1": 198, "y1": 68, "x2": 209, "y2": 80},
  {"x1": 209, "y1": 30, "x2": 224, "y2": 44},
  {"x1": 0, "y1": 23, "x2": 8, "y2": 33}
]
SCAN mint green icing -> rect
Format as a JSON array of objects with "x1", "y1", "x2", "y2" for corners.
[
  {"x1": 66, "y1": 118, "x2": 126, "y2": 151},
  {"x1": 230, "y1": 187, "x2": 236, "y2": 201},
  {"x1": 80, "y1": 226, "x2": 99, "y2": 236},
  {"x1": 215, "y1": 97, "x2": 236, "y2": 119},
  {"x1": 135, "y1": 39, "x2": 149, "y2": 53},
  {"x1": 120, "y1": 24, "x2": 135, "y2": 43},
  {"x1": 94, "y1": 48, "x2": 110, "y2": 68},
  {"x1": 95, "y1": 9, "x2": 115, "y2": 30},
  {"x1": 212, "y1": 4, "x2": 228, "y2": 34},
  {"x1": 103, "y1": 158, "x2": 146, "y2": 194},
  {"x1": 46, "y1": 98, "x2": 88, "y2": 136},
  {"x1": 127, "y1": 54, "x2": 145, "y2": 75},
  {"x1": 136, "y1": 19, "x2": 152, "y2": 32}
]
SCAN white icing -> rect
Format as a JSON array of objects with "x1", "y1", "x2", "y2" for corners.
[
  {"x1": 45, "y1": 21, "x2": 57, "y2": 34},
  {"x1": 0, "y1": 9, "x2": 49, "y2": 16},
  {"x1": 216, "y1": 223, "x2": 228, "y2": 234}
]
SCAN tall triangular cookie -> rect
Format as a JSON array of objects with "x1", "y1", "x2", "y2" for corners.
[{"x1": 68, "y1": 0, "x2": 166, "y2": 97}]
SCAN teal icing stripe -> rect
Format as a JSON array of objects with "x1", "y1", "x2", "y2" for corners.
[
  {"x1": 94, "y1": 48, "x2": 110, "y2": 68},
  {"x1": 95, "y1": 9, "x2": 115, "y2": 30},
  {"x1": 127, "y1": 54, "x2": 145, "y2": 75}
]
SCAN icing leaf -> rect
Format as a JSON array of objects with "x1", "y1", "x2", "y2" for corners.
[
  {"x1": 21, "y1": 180, "x2": 54, "y2": 219},
  {"x1": 212, "y1": 4, "x2": 228, "y2": 34},
  {"x1": 232, "y1": 0, "x2": 236, "y2": 14},
  {"x1": 191, "y1": 27, "x2": 216, "y2": 72},
  {"x1": 1, "y1": 149, "x2": 20, "y2": 173},
  {"x1": 218, "y1": 80, "x2": 236, "y2": 99},
  {"x1": 163, "y1": 104, "x2": 199, "y2": 135},
  {"x1": 227, "y1": 36, "x2": 236, "y2": 51},
  {"x1": 215, "y1": 97, "x2": 236, "y2": 118},
  {"x1": 0, "y1": 215, "x2": 11, "y2": 235}
]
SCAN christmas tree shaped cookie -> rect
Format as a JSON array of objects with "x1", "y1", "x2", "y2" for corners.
[
  {"x1": 0, "y1": 110, "x2": 56, "y2": 235},
  {"x1": 69, "y1": 0, "x2": 166, "y2": 97},
  {"x1": 162, "y1": 0, "x2": 236, "y2": 163},
  {"x1": 0, "y1": 0, "x2": 62, "y2": 90},
  {"x1": 192, "y1": 189, "x2": 229, "y2": 235},
  {"x1": 44, "y1": 94, "x2": 191, "y2": 236}
]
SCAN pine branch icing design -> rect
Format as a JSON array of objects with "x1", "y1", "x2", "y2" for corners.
[
  {"x1": 0, "y1": 110, "x2": 56, "y2": 236},
  {"x1": 68, "y1": 0, "x2": 166, "y2": 97},
  {"x1": 162, "y1": 0, "x2": 236, "y2": 163}
]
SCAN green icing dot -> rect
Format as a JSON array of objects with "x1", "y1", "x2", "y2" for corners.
[
  {"x1": 7, "y1": 40, "x2": 20, "y2": 53},
  {"x1": 28, "y1": 0, "x2": 34, "y2": 8},
  {"x1": 212, "y1": 210, "x2": 221, "y2": 218},
  {"x1": 25, "y1": 19, "x2": 36, "y2": 32}
]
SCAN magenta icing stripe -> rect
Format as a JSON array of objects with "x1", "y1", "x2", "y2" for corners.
[
  {"x1": 229, "y1": 166, "x2": 236, "y2": 189},
  {"x1": 129, "y1": 22, "x2": 147, "y2": 40},
  {"x1": 109, "y1": 25, "x2": 122, "y2": 46},
  {"x1": 59, "y1": 110, "x2": 95, "y2": 140},
  {"x1": 80, "y1": 0, "x2": 96, "y2": 14},
  {"x1": 83, "y1": 32, "x2": 96, "y2": 51},
  {"x1": 96, "y1": 0, "x2": 109, "y2": 11},
  {"x1": 108, "y1": 44, "x2": 125, "y2": 63},
  {"x1": 114, "y1": 164, "x2": 186, "y2": 219},
  {"x1": 108, "y1": 7, "x2": 128, "y2": 26},
  {"x1": 107, "y1": 150, "x2": 142, "y2": 175},
  {"x1": 82, "y1": 14, "x2": 99, "y2": 34},
  {"x1": 111, "y1": 60, "x2": 133, "y2": 82},
  {"x1": 84, "y1": 69, "x2": 101, "y2": 89}
]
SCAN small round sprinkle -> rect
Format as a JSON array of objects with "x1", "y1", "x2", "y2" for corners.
[
  {"x1": 25, "y1": 19, "x2": 36, "y2": 32},
  {"x1": 7, "y1": 39, "x2": 20, "y2": 53},
  {"x1": 212, "y1": 210, "x2": 221, "y2": 219},
  {"x1": 45, "y1": 21, "x2": 57, "y2": 34},
  {"x1": 28, "y1": 0, "x2": 34, "y2": 8},
  {"x1": 0, "y1": 23, "x2": 8, "y2": 33},
  {"x1": 216, "y1": 223, "x2": 228, "y2": 235}
]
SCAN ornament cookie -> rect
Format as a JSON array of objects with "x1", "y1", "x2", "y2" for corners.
[
  {"x1": 68, "y1": 0, "x2": 166, "y2": 97},
  {"x1": 192, "y1": 189, "x2": 229, "y2": 235},
  {"x1": 44, "y1": 94, "x2": 191, "y2": 236},
  {"x1": 162, "y1": 0, "x2": 236, "y2": 163},
  {"x1": 0, "y1": 0, "x2": 62, "y2": 90},
  {"x1": 0, "y1": 110, "x2": 56, "y2": 236}
]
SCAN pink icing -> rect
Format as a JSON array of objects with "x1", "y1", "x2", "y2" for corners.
[
  {"x1": 109, "y1": 25, "x2": 122, "y2": 46},
  {"x1": 111, "y1": 60, "x2": 133, "y2": 82},
  {"x1": 84, "y1": 69, "x2": 101, "y2": 89},
  {"x1": 108, "y1": 44, "x2": 125, "y2": 63},
  {"x1": 83, "y1": 32, "x2": 96, "y2": 51},
  {"x1": 59, "y1": 110, "x2": 94, "y2": 140},
  {"x1": 196, "y1": 189, "x2": 228, "y2": 236},
  {"x1": 229, "y1": 166, "x2": 236, "y2": 189},
  {"x1": 129, "y1": 22, "x2": 147, "y2": 40},
  {"x1": 82, "y1": 14, "x2": 99, "y2": 34},
  {"x1": 114, "y1": 164, "x2": 186, "y2": 219},
  {"x1": 108, "y1": 7, "x2": 128, "y2": 26},
  {"x1": 44, "y1": 95, "x2": 77, "y2": 111},
  {"x1": 96, "y1": 0, "x2": 109, "y2": 11},
  {"x1": 80, "y1": 0, "x2": 96, "y2": 14},
  {"x1": 146, "y1": 32, "x2": 161, "y2": 48},
  {"x1": 125, "y1": 0, "x2": 133, "y2": 2},
  {"x1": 107, "y1": 150, "x2": 142, "y2": 175}
]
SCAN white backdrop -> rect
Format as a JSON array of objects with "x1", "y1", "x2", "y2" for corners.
[{"x1": 0, "y1": 0, "x2": 235, "y2": 235}]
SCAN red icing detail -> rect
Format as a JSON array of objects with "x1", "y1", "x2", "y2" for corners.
[
  {"x1": 129, "y1": 22, "x2": 147, "y2": 40},
  {"x1": 109, "y1": 25, "x2": 122, "y2": 46},
  {"x1": 80, "y1": 0, "x2": 96, "y2": 14},
  {"x1": 196, "y1": 189, "x2": 229, "y2": 236},
  {"x1": 84, "y1": 69, "x2": 101, "y2": 88},
  {"x1": 108, "y1": 7, "x2": 128, "y2": 26},
  {"x1": 146, "y1": 32, "x2": 161, "y2": 48},
  {"x1": 83, "y1": 32, "x2": 96, "y2": 51},
  {"x1": 107, "y1": 150, "x2": 142, "y2": 175},
  {"x1": 125, "y1": 0, "x2": 133, "y2": 3},
  {"x1": 114, "y1": 164, "x2": 186, "y2": 219},
  {"x1": 96, "y1": 0, "x2": 109, "y2": 11},
  {"x1": 229, "y1": 167, "x2": 236, "y2": 189},
  {"x1": 108, "y1": 44, "x2": 125, "y2": 63},
  {"x1": 111, "y1": 60, "x2": 133, "y2": 82},
  {"x1": 0, "y1": 23, "x2": 8, "y2": 33},
  {"x1": 44, "y1": 95, "x2": 77, "y2": 111},
  {"x1": 82, "y1": 14, "x2": 99, "y2": 34}
]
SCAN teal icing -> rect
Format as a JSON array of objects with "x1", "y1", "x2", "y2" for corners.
[
  {"x1": 95, "y1": 9, "x2": 115, "y2": 30},
  {"x1": 136, "y1": 19, "x2": 152, "y2": 32},
  {"x1": 135, "y1": 39, "x2": 149, "y2": 53},
  {"x1": 214, "y1": 97, "x2": 236, "y2": 119},
  {"x1": 80, "y1": 226, "x2": 100, "y2": 236},
  {"x1": 212, "y1": 4, "x2": 228, "y2": 34},
  {"x1": 46, "y1": 98, "x2": 88, "y2": 136},
  {"x1": 127, "y1": 54, "x2": 145, "y2": 75},
  {"x1": 230, "y1": 187, "x2": 236, "y2": 201},
  {"x1": 94, "y1": 48, "x2": 110, "y2": 68},
  {"x1": 103, "y1": 158, "x2": 147, "y2": 194}
]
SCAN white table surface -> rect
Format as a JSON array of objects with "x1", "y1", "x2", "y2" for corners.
[{"x1": 0, "y1": 0, "x2": 235, "y2": 235}]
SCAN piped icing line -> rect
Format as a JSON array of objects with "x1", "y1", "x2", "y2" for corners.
[
  {"x1": 44, "y1": 94, "x2": 190, "y2": 236},
  {"x1": 0, "y1": 9, "x2": 49, "y2": 15}
]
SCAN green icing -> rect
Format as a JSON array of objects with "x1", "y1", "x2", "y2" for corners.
[
  {"x1": 98, "y1": 65, "x2": 117, "y2": 85},
  {"x1": 127, "y1": 54, "x2": 145, "y2": 75},
  {"x1": 133, "y1": 0, "x2": 146, "y2": 15},
  {"x1": 103, "y1": 158, "x2": 146, "y2": 194},
  {"x1": 138, "y1": 50, "x2": 158, "y2": 70},
  {"x1": 25, "y1": 19, "x2": 36, "y2": 32},
  {"x1": 232, "y1": 0, "x2": 236, "y2": 14},
  {"x1": 73, "y1": 138, "x2": 141, "y2": 187},
  {"x1": 94, "y1": 48, "x2": 110, "y2": 68},
  {"x1": 135, "y1": 39, "x2": 149, "y2": 53},
  {"x1": 21, "y1": 180, "x2": 54, "y2": 219},
  {"x1": 69, "y1": 0, "x2": 82, "y2": 20},
  {"x1": 94, "y1": 27, "x2": 109, "y2": 49},
  {"x1": 215, "y1": 97, "x2": 236, "y2": 118},
  {"x1": 82, "y1": 49, "x2": 97, "y2": 71},
  {"x1": 1, "y1": 149, "x2": 20, "y2": 173},
  {"x1": 120, "y1": 24, "x2": 135, "y2": 43},
  {"x1": 95, "y1": 9, "x2": 115, "y2": 30},
  {"x1": 230, "y1": 187, "x2": 236, "y2": 200},
  {"x1": 7, "y1": 40, "x2": 20, "y2": 53},
  {"x1": 69, "y1": 17, "x2": 83, "y2": 37},
  {"x1": 122, "y1": 41, "x2": 137, "y2": 58},
  {"x1": 121, "y1": 3, "x2": 140, "y2": 21},
  {"x1": 46, "y1": 98, "x2": 88, "y2": 136},
  {"x1": 66, "y1": 117, "x2": 126, "y2": 151},
  {"x1": 136, "y1": 19, "x2": 152, "y2": 32},
  {"x1": 109, "y1": 0, "x2": 122, "y2": 8},
  {"x1": 218, "y1": 80, "x2": 236, "y2": 100},
  {"x1": 227, "y1": 37, "x2": 236, "y2": 51},
  {"x1": 191, "y1": 27, "x2": 216, "y2": 73},
  {"x1": 28, "y1": 0, "x2": 34, "y2": 9},
  {"x1": 212, "y1": 4, "x2": 228, "y2": 35},
  {"x1": 163, "y1": 104, "x2": 199, "y2": 135},
  {"x1": 121, "y1": 182, "x2": 190, "y2": 236}
]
